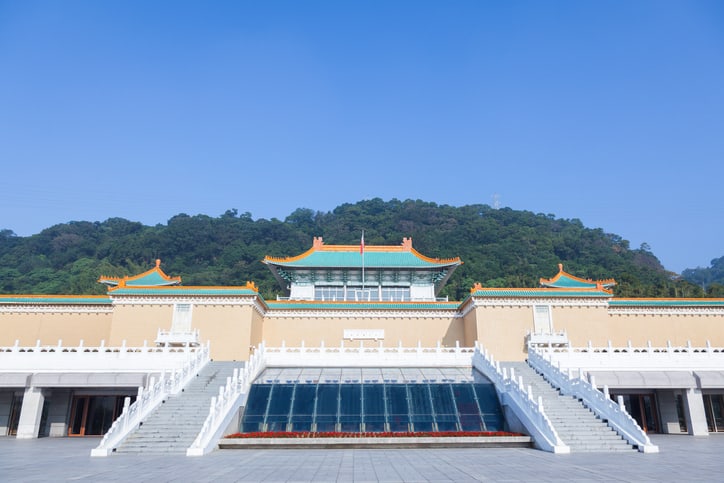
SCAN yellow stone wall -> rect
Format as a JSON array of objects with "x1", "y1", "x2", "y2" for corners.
[
  {"x1": 0, "y1": 310, "x2": 112, "y2": 347},
  {"x1": 261, "y1": 314, "x2": 464, "y2": 348},
  {"x1": 1, "y1": 297, "x2": 723, "y2": 362}
]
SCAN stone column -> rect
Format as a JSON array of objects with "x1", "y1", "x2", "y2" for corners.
[
  {"x1": 16, "y1": 387, "x2": 45, "y2": 439},
  {"x1": 683, "y1": 388, "x2": 709, "y2": 436}
]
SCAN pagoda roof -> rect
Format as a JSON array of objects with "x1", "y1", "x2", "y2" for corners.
[
  {"x1": 263, "y1": 237, "x2": 462, "y2": 269},
  {"x1": 539, "y1": 264, "x2": 616, "y2": 291},
  {"x1": 98, "y1": 260, "x2": 181, "y2": 288}
]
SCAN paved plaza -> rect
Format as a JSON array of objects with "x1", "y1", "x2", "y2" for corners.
[{"x1": 0, "y1": 435, "x2": 722, "y2": 482}]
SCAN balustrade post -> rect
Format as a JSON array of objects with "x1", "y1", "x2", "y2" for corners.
[
  {"x1": 617, "y1": 395, "x2": 625, "y2": 411},
  {"x1": 603, "y1": 384, "x2": 610, "y2": 399},
  {"x1": 122, "y1": 397, "x2": 131, "y2": 428},
  {"x1": 589, "y1": 375, "x2": 596, "y2": 390}
]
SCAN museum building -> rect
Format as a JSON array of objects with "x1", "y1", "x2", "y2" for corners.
[{"x1": 0, "y1": 237, "x2": 722, "y2": 455}]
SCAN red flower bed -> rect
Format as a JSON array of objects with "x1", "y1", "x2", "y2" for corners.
[{"x1": 226, "y1": 430, "x2": 523, "y2": 439}]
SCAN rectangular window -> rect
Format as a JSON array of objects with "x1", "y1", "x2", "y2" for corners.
[
  {"x1": 381, "y1": 287, "x2": 411, "y2": 301},
  {"x1": 314, "y1": 286, "x2": 345, "y2": 301},
  {"x1": 533, "y1": 305, "x2": 553, "y2": 334},
  {"x1": 172, "y1": 303, "x2": 193, "y2": 333}
]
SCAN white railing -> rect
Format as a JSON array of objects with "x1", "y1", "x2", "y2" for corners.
[
  {"x1": 90, "y1": 342, "x2": 210, "y2": 457},
  {"x1": 187, "y1": 343, "x2": 266, "y2": 456},
  {"x1": 0, "y1": 339, "x2": 203, "y2": 372},
  {"x1": 472, "y1": 344, "x2": 569, "y2": 454},
  {"x1": 526, "y1": 330, "x2": 570, "y2": 348},
  {"x1": 155, "y1": 328, "x2": 200, "y2": 347},
  {"x1": 263, "y1": 340, "x2": 475, "y2": 367},
  {"x1": 528, "y1": 347, "x2": 658, "y2": 453},
  {"x1": 535, "y1": 340, "x2": 724, "y2": 371}
]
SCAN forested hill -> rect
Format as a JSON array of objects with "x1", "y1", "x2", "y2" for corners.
[{"x1": 0, "y1": 199, "x2": 713, "y2": 299}]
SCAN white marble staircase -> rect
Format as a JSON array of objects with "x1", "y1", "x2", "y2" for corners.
[
  {"x1": 500, "y1": 362, "x2": 634, "y2": 452},
  {"x1": 116, "y1": 361, "x2": 240, "y2": 454}
]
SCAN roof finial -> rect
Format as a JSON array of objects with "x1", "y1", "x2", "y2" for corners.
[
  {"x1": 156, "y1": 259, "x2": 161, "y2": 268},
  {"x1": 558, "y1": 263, "x2": 563, "y2": 272},
  {"x1": 313, "y1": 237, "x2": 324, "y2": 249}
]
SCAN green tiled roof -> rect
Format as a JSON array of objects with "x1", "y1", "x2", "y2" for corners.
[
  {"x1": 539, "y1": 266, "x2": 615, "y2": 290},
  {"x1": 470, "y1": 289, "x2": 612, "y2": 298},
  {"x1": 99, "y1": 260, "x2": 181, "y2": 288},
  {"x1": 123, "y1": 271, "x2": 176, "y2": 286},
  {"x1": 266, "y1": 301, "x2": 461, "y2": 310},
  {"x1": 110, "y1": 287, "x2": 259, "y2": 296},
  {"x1": 266, "y1": 250, "x2": 460, "y2": 268},
  {"x1": 609, "y1": 299, "x2": 724, "y2": 307},
  {"x1": 0, "y1": 296, "x2": 112, "y2": 305}
]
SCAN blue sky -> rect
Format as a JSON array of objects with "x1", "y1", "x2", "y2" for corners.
[{"x1": 1, "y1": 1, "x2": 722, "y2": 273}]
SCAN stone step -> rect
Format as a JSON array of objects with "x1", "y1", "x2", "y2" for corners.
[
  {"x1": 117, "y1": 361, "x2": 242, "y2": 454},
  {"x1": 499, "y1": 361, "x2": 634, "y2": 453}
]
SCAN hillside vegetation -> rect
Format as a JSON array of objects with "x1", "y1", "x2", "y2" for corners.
[{"x1": 0, "y1": 199, "x2": 713, "y2": 300}]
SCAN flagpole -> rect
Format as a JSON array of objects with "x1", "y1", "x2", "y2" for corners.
[{"x1": 361, "y1": 230, "x2": 365, "y2": 297}]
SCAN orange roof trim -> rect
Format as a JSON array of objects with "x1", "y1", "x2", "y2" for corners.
[
  {"x1": 539, "y1": 263, "x2": 616, "y2": 289},
  {"x1": 98, "y1": 259, "x2": 182, "y2": 287},
  {"x1": 263, "y1": 237, "x2": 461, "y2": 265}
]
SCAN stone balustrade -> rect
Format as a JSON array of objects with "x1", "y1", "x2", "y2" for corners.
[
  {"x1": 536, "y1": 341, "x2": 723, "y2": 371},
  {"x1": 0, "y1": 339, "x2": 206, "y2": 373},
  {"x1": 187, "y1": 343, "x2": 266, "y2": 456},
  {"x1": 263, "y1": 340, "x2": 475, "y2": 368},
  {"x1": 527, "y1": 346, "x2": 659, "y2": 453},
  {"x1": 472, "y1": 344, "x2": 569, "y2": 454},
  {"x1": 91, "y1": 342, "x2": 210, "y2": 456}
]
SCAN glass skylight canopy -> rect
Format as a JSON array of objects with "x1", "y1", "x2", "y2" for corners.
[{"x1": 240, "y1": 367, "x2": 505, "y2": 433}]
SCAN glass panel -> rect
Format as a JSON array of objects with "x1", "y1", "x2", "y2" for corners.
[
  {"x1": 238, "y1": 378, "x2": 507, "y2": 435},
  {"x1": 69, "y1": 397, "x2": 87, "y2": 435},
  {"x1": 245, "y1": 385, "x2": 272, "y2": 416},
  {"x1": 712, "y1": 395, "x2": 724, "y2": 432},
  {"x1": 339, "y1": 385, "x2": 362, "y2": 432},
  {"x1": 474, "y1": 384, "x2": 503, "y2": 431},
  {"x1": 290, "y1": 385, "x2": 316, "y2": 432},
  {"x1": 314, "y1": 384, "x2": 339, "y2": 432},
  {"x1": 675, "y1": 394, "x2": 688, "y2": 433},
  {"x1": 240, "y1": 384, "x2": 272, "y2": 432},
  {"x1": 430, "y1": 384, "x2": 458, "y2": 432},
  {"x1": 85, "y1": 396, "x2": 116, "y2": 435},
  {"x1": 7, "y1": 394, "x2": 23, "y2": 436},
  {"x1": 363, "y1": 384, "x2": 386, "y2": 432},
  {"x1": 386, "y1": 385, "x2": 410, "y2": 432},
  {"x1": 265, "y1": 384, "x2": 294, "y2": 432},
  {"x1": 408, "y1": 385, "x2": 434, "y2": 431}
]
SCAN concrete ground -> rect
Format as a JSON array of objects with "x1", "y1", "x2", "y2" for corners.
[{"x1": 0, "y1": 435, "x2": 722, "y2": 482}]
